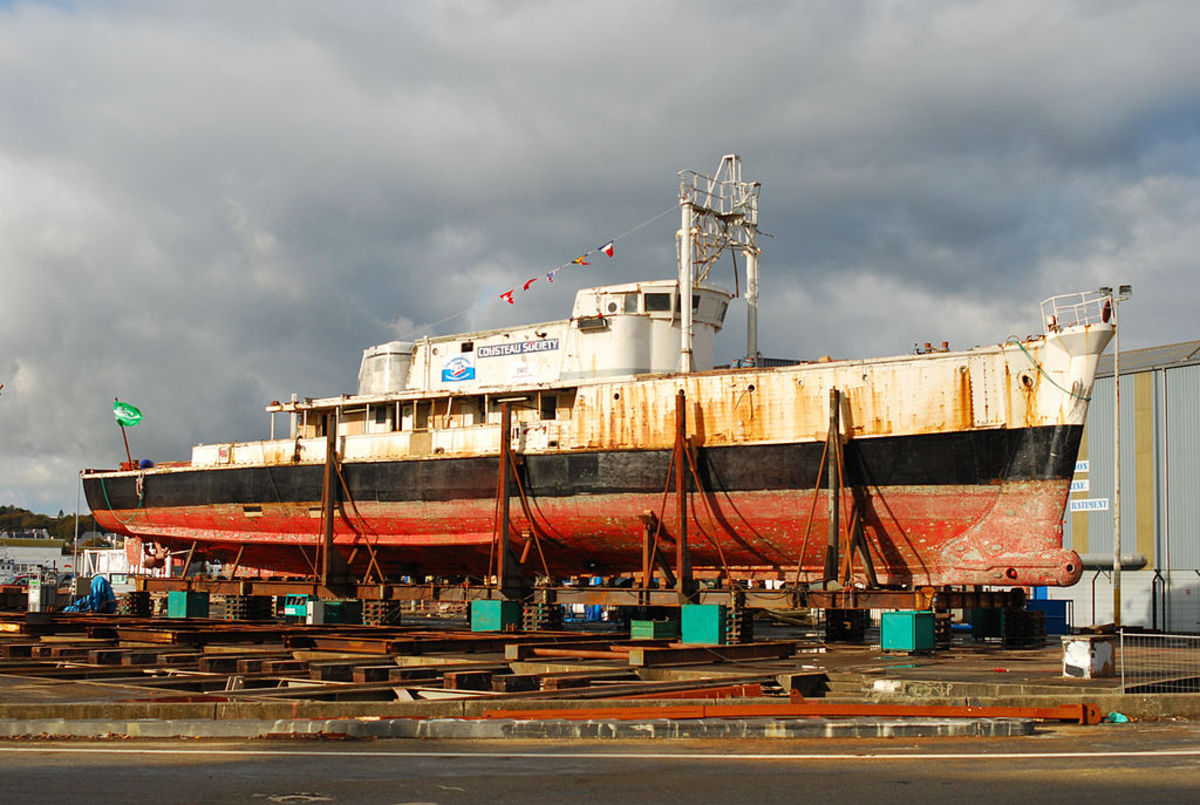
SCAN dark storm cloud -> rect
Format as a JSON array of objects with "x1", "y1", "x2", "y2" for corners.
[{"x1": 2, "y1": 0, "x2": 1198, "y2": 513}]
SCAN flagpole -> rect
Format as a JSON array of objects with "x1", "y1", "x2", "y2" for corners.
[{"x1": 115, "y1": 397, "x2": 133, "y2": 466}]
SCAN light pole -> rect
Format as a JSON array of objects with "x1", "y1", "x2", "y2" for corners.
[{"x1": 1100, "y1": 284, "x2": 1132, "y2": 627}]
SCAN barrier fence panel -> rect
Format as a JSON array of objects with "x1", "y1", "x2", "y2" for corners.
[{"x1": 1119, "y1": 631, "x2": 1200, "y2": 693}]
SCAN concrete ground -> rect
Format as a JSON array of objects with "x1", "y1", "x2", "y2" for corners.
[
  {"x1": 0, "y1": 619, "x2": 1195, "y2": 739},
  {"x1": 2, "y1": 724, "x2": 1200, "y2": 804}
]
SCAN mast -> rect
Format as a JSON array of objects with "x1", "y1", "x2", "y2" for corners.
[{"x1": 677, "y1": 155, "x2": 762, "y2": 371}]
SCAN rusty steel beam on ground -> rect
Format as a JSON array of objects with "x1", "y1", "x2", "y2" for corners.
[
  {"x1": 627, "y1": 641, "x2": 796, "y2": 667},
  {"x1": 504, "y1": 638, "x2": 672, "y2": 661},
  {"x1": 284, "y1": 631, "x2": 594, "y2": 655},
  {"x1": 111, "y1": 625, "x2": 291, "y2": 646},
  {"x1": 539, "y1": 676, "x2": 777, "y2": 701},
  {"x1": 482, "y1": 700, "x2": 1101, "y2": 725},
  {"x1": 446, "y1": 673, "x2": 780, "y2": 702},
  {"x1": 516, "y1": 648, "x2": 631, "y2": 661},
  {"x1": 616, "y1": 682, "x2": 764, "y2": 700}
]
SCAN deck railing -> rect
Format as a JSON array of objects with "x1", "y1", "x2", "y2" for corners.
[{"x1": 1040, "y1": 291, "x2": 1112, "y2": 333}]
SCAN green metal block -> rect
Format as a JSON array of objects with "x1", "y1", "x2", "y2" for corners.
[
  {"x1": 283, "y1": 594, "x2": 315, "y2": 618},
  {"x1": 881, "y1": 610, "x2": 935, "y2": 653},
  {"x1": 971, "y1": 607, "x2": 1004, "y2": 640},
  {"x1": 630, "y1": 619, "x2": 679, "y2": 640},
  {"x1": 471, "y1": 599, "x2": 522, "y2": 632},
  {"x1": 681, "y1": 604, "x2": 727, "y2": 645},
  {"x1": 167, "y1": 591, "x2": 209, "y2": 619},
  {"x1": 321, "y1": 600, "x2": 363, "y2": 625}
]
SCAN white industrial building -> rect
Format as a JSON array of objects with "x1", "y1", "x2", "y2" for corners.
[
  {"x1": 0, "y1": 530, "x2": 70, "y2": 581},
  {"x1": 1049, "y1": 339, "x2": 1200, "y2": 632}
]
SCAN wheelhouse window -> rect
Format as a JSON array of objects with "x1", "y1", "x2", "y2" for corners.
[{"x1": 644, "y1": 292, "x2": 671, "y2": 312}]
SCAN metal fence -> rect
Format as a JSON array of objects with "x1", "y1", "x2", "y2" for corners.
[{"x1": 1119, "y1": 631, "x2": 1200, "y2": 693}]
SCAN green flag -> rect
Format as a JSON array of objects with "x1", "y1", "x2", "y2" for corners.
[{"x1": 113, "y1": 400, "x2": 143, "y2": 428}]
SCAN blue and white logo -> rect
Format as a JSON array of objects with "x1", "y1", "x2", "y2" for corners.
[{"x1": 441, "y1": 355, "x2": 475, "y2": 382}]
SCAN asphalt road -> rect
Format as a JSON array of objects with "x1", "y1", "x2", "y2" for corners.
[{"x1": 3, "y1": 723, "x2": 1199, "y2": 804}]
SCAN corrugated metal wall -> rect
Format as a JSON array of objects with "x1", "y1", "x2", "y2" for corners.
[
  {"x1": 1166, "y1": 364, "x2": 1200, "y2": 571},
  {"x1": 1054, "y1": 361, "x2": 1198, "y2": 630}
]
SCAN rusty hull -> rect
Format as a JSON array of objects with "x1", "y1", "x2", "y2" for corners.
[{"x1": 84, "y1": 324, "x2": 1111, "y2": 587}]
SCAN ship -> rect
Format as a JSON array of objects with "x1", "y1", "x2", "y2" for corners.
[{"x1": 83, "y1": 156, "x2": 1114, "y2": 590}]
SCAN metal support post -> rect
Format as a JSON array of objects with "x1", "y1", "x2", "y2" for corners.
[
  {"x1": 1103, "y1": 284, "x2": 1132, "y2": 627},
  {"x1": 675, "y1": 390, "x2": 693, "y2": 602},
  {"x1": 1113, "y1": 301, "x2": 1121, "y2": 628},
  {"x1": 320, "y1": 413, "x2": 338, "y2": 585},
  {"x1": 823, "y1": 388, "x2": 841, "y2": 585},
  {"x1": 641, "y1": 512, "x2": 654, "y2": 593},
  {"x1": 495, "y1": 403, "x2": 525, "y2": 600}
]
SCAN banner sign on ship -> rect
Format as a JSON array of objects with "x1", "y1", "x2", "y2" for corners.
[
  {"x1": 441, "y1": 355, "x2": 475, "y2": 382},
  {"x1": 477, "y1": 338, "x2": 559, "y2": 359}
]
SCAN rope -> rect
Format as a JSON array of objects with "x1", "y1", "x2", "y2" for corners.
[
  {"x1": 508, "y1": 450, "x2": 553, "y2": 580},
  {"x1": 98, "y1": 475, "x2": 145, "y2": 525},
  {"x1": 646, "y1": 446, "x2": 679, "y2": 581},
  {"x1": 682, "y1": 443, "x2": 774, "y2": 569},
  {"x1": 791, "y1": 436, "x2": 830, "y2": 586},
  {"x1": 695, "y1": 451, "x2": 793, "y2": 565},
  {"x1": 682, "y1": 448, "x2": 732, "y2": 581},
  {"x1": 1007, "y1": 337, "x2": 1090, "y2": 401},
  {"x1": 334, "y1": 461, "x2": 385, "y2": 584}
]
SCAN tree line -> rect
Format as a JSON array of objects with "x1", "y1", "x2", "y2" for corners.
[{"x1": 0, "y1": 506, "x2": 97, "y2": 542}]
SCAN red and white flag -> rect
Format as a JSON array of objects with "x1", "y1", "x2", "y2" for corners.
[{"x1": 599, "y1": 241, "x2": 614, "y2": 257}]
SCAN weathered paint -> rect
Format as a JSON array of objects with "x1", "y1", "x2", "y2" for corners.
[
  {"x1": 84, "y1": 316, "x2": 1111, "y2": 586},
  {"x1": 90, "y1": 478, "x2": 1078, "y2": 586}
]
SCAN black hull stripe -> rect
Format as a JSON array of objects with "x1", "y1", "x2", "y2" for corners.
[{"x1": 85, "y1": 426, "x2": 1082, "y2": 512}]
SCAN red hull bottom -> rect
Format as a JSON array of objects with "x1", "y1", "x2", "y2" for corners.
[{"x1": 96, "y1": 480, "x2": 1080, "y2": 587}]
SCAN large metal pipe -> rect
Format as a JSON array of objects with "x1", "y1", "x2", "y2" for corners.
[
  {"x1": 744, "y1": 246, "x2": 759, "y2": 362},
  {"x1": 1079, "y1": 553, "x2": 1147, "y2": 571},
  {"x1": 679, "y1": 201, "x2": 694, "y2": 373}
]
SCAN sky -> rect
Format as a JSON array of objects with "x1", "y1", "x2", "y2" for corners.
[{"x1": 2, "y1": 0, "x2": 1198, "y2": 516}]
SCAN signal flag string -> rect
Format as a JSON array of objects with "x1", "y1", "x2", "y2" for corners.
[
  {"x1": 396, "y1": 203, "x2": 677, "y2": 339},
  {"x1": 498, "y1": 203, "x2": 674, "y2": 303}
]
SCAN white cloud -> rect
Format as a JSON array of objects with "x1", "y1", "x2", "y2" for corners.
[{"x1": 1, "y1": 0, "x2": 1198, "y2": 513}]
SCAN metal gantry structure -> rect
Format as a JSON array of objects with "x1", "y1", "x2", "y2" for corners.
[{"x1": 677, "y1": 154, "x2": 762, "y2": 371}]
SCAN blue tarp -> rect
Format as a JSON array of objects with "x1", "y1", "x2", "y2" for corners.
[{"x1": 63, "y1": 575, "x2": 117, "y2": 614}]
